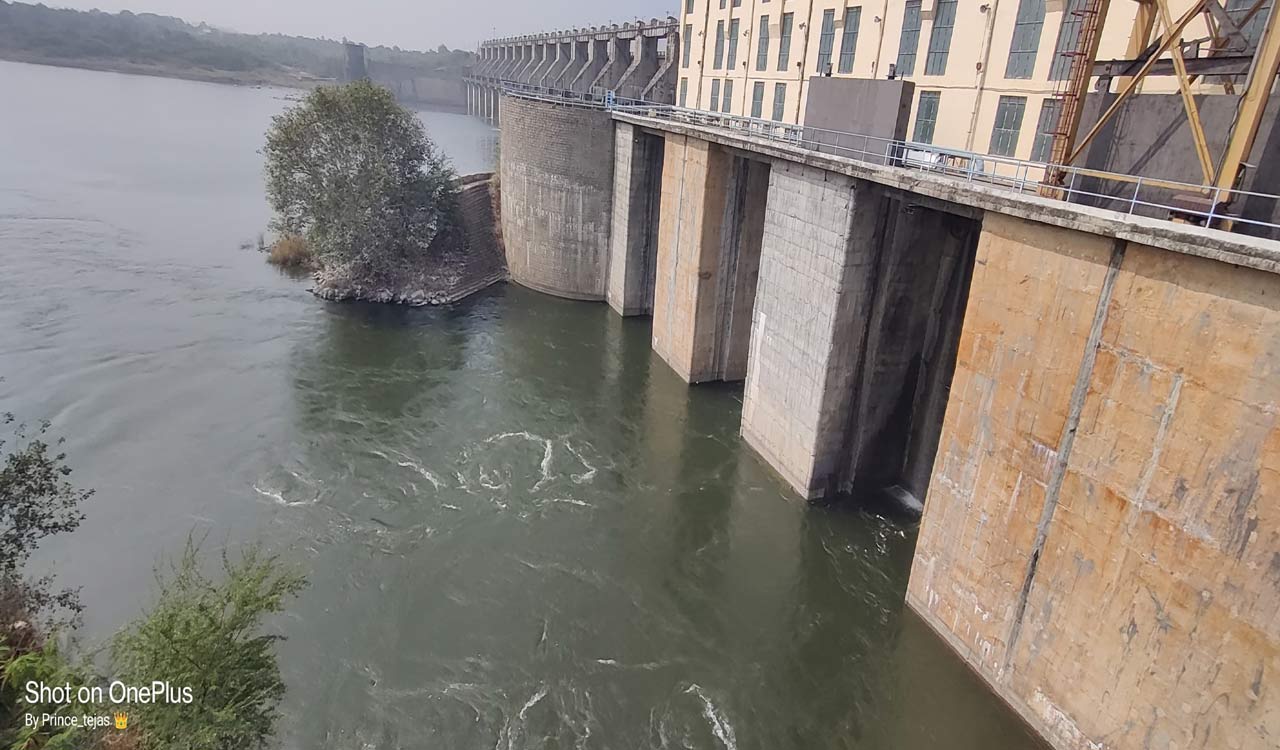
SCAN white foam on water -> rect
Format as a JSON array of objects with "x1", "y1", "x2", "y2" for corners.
[
  {"x1": 252, "y1": 484, "x2": 315, "y2": 507},
  {"x1": 684, "y1": 684, "x2": 738, "y2": 750},
  {"x1": 484, "y1": 431, "x2": 555, "y2": 491},
  {"x1": 387, "y1": 448, "x2": 445, "y2": 490},
  {"x1": 565, "y1": 442, "x2": 597, "y2": 484},
  {"x1": 518, "y1": 683, "x2": 548, "y2": 721}
]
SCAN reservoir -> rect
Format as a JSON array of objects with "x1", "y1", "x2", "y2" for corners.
[{"x1": 0, "y1": 60, "x2": 1043, "y2": 749}]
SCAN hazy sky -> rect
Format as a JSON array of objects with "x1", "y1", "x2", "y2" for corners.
[{"x1": 48, "y1": 1, "x2": 677, "y2": 50}]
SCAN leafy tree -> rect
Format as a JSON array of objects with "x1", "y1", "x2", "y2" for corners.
[
  {"x1": 0, "y1": 411, "x2": 96, "y2": 750},
  {"x1": 0, "y1": 414, "x2": 93, "y2": 626},
  {"x1": 111, "y1": 538, "x2": 305, "y2": 750},
  {"x1": 264, "y1": 80, "x2": 459, "y2": 282}
]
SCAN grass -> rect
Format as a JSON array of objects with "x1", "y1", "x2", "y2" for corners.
[{"x1": 266, "y1": 235, "x2": 315, "y2": 270}]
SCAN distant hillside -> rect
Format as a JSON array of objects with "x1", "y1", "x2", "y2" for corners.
[{"x1": 0, "y1": 1, "x2": 473, "y2": 90}]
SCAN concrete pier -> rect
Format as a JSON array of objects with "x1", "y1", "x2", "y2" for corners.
[{"x1": 607, "y1": 123, "x2": 664, "y2": 317}]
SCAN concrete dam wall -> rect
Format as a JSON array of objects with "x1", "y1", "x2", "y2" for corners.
[
  {"x1": 498, "y1": 96, "x2": 615, "y2": 300},
  {"x1": 492, "y1": 93, "x2": 1280, "y2": 750}
]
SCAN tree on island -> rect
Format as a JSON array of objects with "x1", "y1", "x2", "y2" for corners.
[{"x1": 264, "y1": 80, "x2": 462, "y2": 302}]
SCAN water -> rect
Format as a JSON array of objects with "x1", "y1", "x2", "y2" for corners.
[{"x1": 0, "y1": 60, "x2": 1043, "y2": 749}]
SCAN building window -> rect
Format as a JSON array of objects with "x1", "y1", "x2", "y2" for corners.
[
  {"x1": 679, "y1": 78, "x2": 689, "y2": 107},
  {"x1": 817, "y1": 9, "x2": 837, "y2": 74},
  {"x1": 914, "y1": 91, "x2": 940, "y2": 144},
  {"x1": 896, "y1": 1, "x2": 922, "y2": 76},
  {"x1": 772, "y1": 82, "x2": 787, "y2": 120},
  {"x1": 720, "y1": 0, "x2": 727, "y2": 8},
  {"x1": 752, "y1": 81, "x2": 766, "y2": 117},
  {"x1": 723, "y1": 79, "x2": 734, "y2": 112},
  {"x1": 686, "y1": 0, "x2": 695, "y2": 14},
  {"x1": 733, "y1": 0, "x2": 742, "y2": 6},
  {"x1": 1032, "y1": 97, "x2": 1061, "y2": 162},
  {"x1": 710, "y1": 79, "x2": 721, "y2": 112},
  {"x1": 924, "y1": 0, "x2": 957, "y2": 75},
  {"x1": 778, "y1": 13, "x2": 794, "y2": 71},
  {"x1": 989, "y1": 95, "x2": 1026, "y2": 156},
  {"x1": 838, "y1": 6, "x2": 861, "y2": 74},
  {"x1": 1005, "y1": 0, "x2": 1045, "y2": 79},
  {"x1": 683, "y1": 24, "x2": 693, "y2": 67},
  {"x1": 756, "y1": 15, "x2": 770, "y2": 71},
  {"x1": 1050, "y1": 0, "x2": 1087, "y2": 80},
  {"x1": 714, "y1": 20, "x2": 725, "y2": 69},
  {"x1": 727, "y1": 18, "x2": 741, "y2": 69}
]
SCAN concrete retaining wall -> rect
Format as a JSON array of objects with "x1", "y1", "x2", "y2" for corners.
[
  {"x1": 910, "y1": 211, "x2": 1280, "y2": 750},
  {"x1": 498, "y1": 96, "x2": 615, "y2": 299}
]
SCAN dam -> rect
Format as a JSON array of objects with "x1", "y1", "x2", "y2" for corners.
[{"x1": 493, "y1": 87, "x2": 1279, "y2": 750}]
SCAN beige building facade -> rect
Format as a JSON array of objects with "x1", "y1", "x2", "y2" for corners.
[{"x1": 678, "y1": 0, "x2": 1258, "y2": 162}]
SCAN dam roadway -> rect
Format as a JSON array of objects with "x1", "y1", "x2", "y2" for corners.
[{"x1": 496, "y1": 90, "x2": 1280, "y2": 750}]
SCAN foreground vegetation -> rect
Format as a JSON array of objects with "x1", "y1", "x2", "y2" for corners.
[
  {"x1": 0, "y1": 410, "x2": 305, "y2": 749},
  {"x1": 0, "y1": 1, "x2": 471, "y2": 87}
]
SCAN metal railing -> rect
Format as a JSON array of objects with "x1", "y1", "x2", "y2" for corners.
[
  {"x1": 495, "y1": 79, "x2": 653, "y2": 110},
  {"x1": 610, "y1": 103, "x2": 1280, "y2": 235}
]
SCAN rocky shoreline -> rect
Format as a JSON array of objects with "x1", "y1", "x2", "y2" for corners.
[{"x1": 309, "y1": 173, "x2": 507, "y2": 306}]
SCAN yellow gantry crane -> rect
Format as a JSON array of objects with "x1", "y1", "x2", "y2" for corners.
[{"x1": 1045, "y1": 0, "x2": 1280, "y2": 226}]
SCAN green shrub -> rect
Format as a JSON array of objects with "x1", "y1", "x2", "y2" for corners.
[
  {"x1": 1, "y1": 639, "x2": 101, "y2": 750},
  {"x1": 264, "y1": 80, "x2": 459, "y2": 280},
  {"x1": 110, "y1": 539, "x2": 305, "y2": 750}
]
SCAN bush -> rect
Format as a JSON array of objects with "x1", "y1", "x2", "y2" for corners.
[
  {"x1": 110, "y1": 538, "x2": 305, "y2": 750},
  {"x1": 1, "y1": 639, "x2": 101, "y2": 750},
  {"x1": 0, "y1": 414, "x2": 93, "y2": 630},
  {"x1": 264, "y1": 81, "x2": 458, "y2": 282},
  {"x1": 265, "y1": 235, "x2": 313, "y2": 269}
]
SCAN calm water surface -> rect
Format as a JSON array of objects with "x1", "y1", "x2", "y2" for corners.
[{"x1": 0, "y1": 60, "x2": 1042, "y2": 749}]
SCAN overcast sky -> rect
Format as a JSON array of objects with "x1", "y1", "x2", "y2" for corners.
[{"x1": 48, "y1": 1, "x2": 677, "y2": 50}]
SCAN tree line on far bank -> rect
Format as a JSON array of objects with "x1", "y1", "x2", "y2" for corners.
[{"x1": 0, "y1": 1, "x2": 472, "y2": 83}]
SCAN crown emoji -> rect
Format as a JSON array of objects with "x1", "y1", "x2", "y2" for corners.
[{"x1": 114, "y1": 713, "x2": 128, "y2": 730}]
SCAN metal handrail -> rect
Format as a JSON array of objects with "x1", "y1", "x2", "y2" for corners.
[
  {"x1": 610, "y1": 103, "x2": 1280, "y2": 234},
  {"x1": 496, "y1": 80, "x2": 651, "y2": 110}
]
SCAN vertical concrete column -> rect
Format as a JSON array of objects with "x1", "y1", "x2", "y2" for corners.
[
  {"x1": 558, "y1": 40, "x2": 589, "y2": 90},
  {"x1": 513, "y1": 43, "x2": 534, "y2": 82},
  {"x1": 572, "y1": 38, "x2": 610, "y2": 93},
  {"x1": 494, "y1": 45, "x2": 509, "y2": 79},
  {"x1": 607, "y1": 123, "x2": 665, "y2": 316},
  {"x1": 527, "y1": 41, "x2": 551, "y2": 85},
  {"x1": 739, "y1": 162, "x2": 878, "y2": 497},
  {"x1": 651, "y1": 135, "x2": 766, "y2": 383},
  {"x1": 590, "y1": 34, "x2": 634, "y2": 93},
  {"x1": 542, "y1": 41, "x2": 573, "y2": 89},
  {"x1": 618, "y1": 35, "x2": 661, "y2": 100},
  {"x1": 641, "y1": 31, "x2": 680, "y2": 103}
]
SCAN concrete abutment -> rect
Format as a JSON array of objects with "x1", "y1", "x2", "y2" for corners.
[{"x1": 498, "y1": 96, "x2": 614, "y2": 300}]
